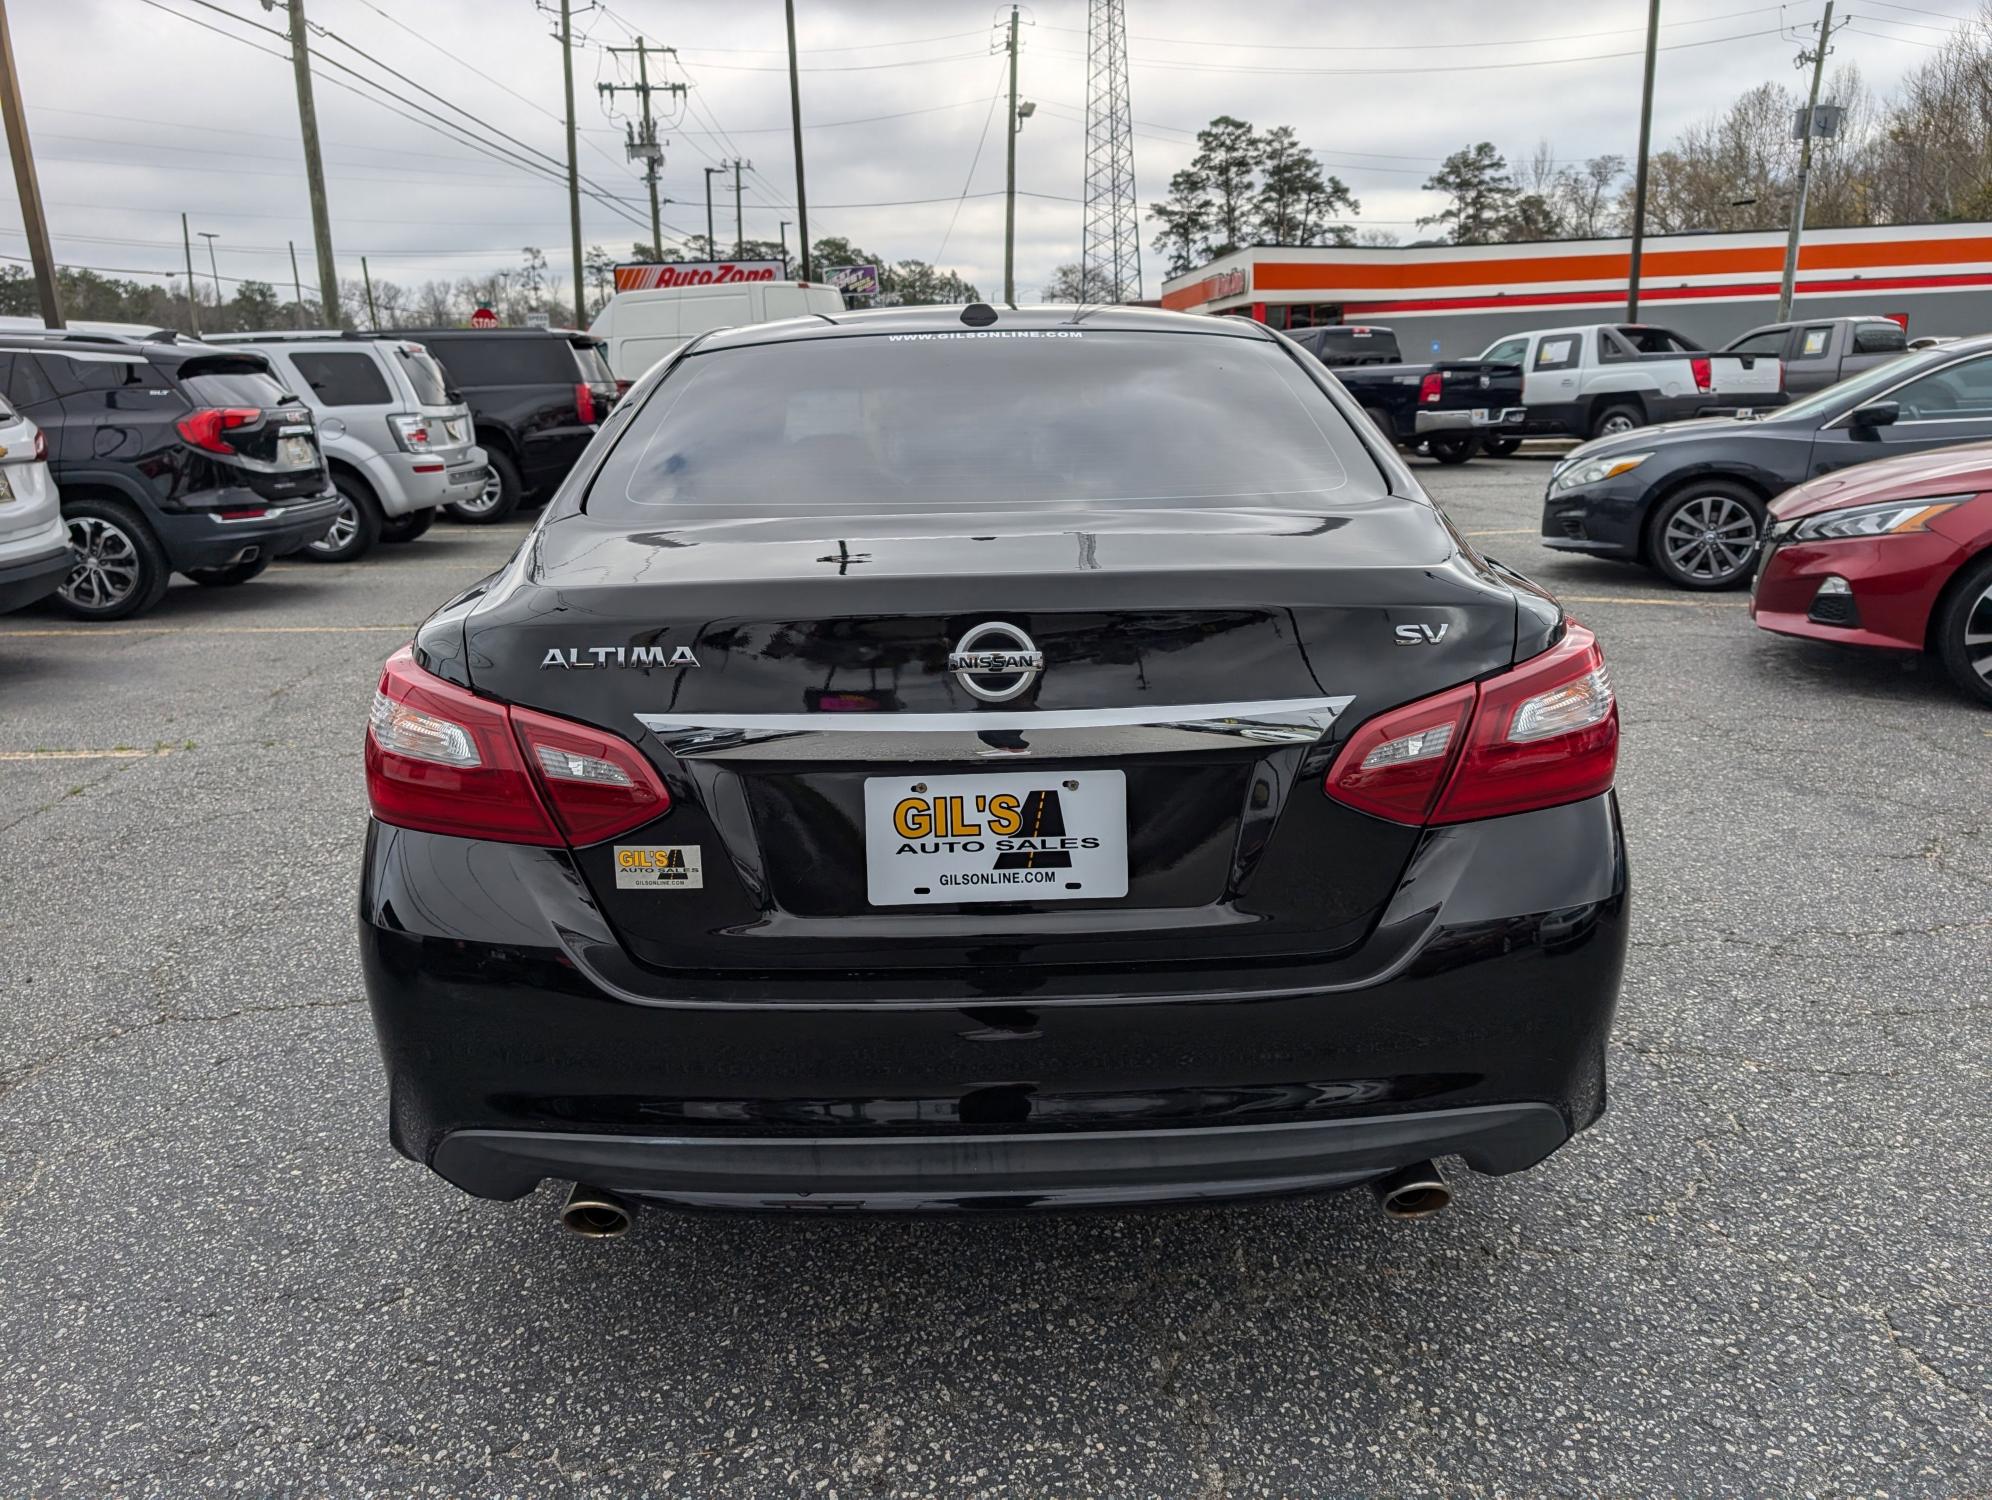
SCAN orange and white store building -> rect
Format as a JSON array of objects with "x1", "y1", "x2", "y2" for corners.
[{"x1": 1158, "y1": 223, "x2": 1992, "y2": 357}]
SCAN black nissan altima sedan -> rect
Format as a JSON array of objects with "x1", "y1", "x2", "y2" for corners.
[
  {"x1": 359, "y1": 304, "x2": 1628, "y2": 1232},
  {"x1": 1541, "y1": 331, "x2": 1992, "y2": 590}
]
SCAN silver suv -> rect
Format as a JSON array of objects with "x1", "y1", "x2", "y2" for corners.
[{"x1": 207, "y1": 332, "x2": 487, "y2": 561}]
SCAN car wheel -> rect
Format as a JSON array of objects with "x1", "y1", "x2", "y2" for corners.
[
  {"x1": 446, "y1": 451, "x2": 522, "y2": 524},
  {"x1": 185, "y1": 557, "x2": 271, "y2": 588},
  {"x1": 53, "y1": 498, "x2": 170, "y2": 621},
  {"x1": 380, "y1": 508, "x2": 436, "y2": 544},
  {"x1": 1426, "y1": 434, "x2": 1482, "y2": 465},
  {"x1": 1648, "y1": 483, "x2": 1765, "y2": 590},
  {"x1": 305, "y1": 475, "x2": 383, "y2": 563},
  {"x1": 1592, "y1": 404, "x2": 1644, "y2": 440},
  {"x1": 1933, "y1": 553, "x2": 1992, "y2": 708},
  {"x1": 1484, "y1": 437, "x2": 1521, "y2": 458}
]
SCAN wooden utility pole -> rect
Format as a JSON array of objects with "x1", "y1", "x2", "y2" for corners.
[
  {"x1": 703, "y1": 166, "x2": 723, "y2": 259},
  {"x1": 785, "y1": 0, "x2": 810, "y2": 280},
  {"x1": 288, "y1": 240, "x2": 305, "y2": 327},
  {"x1": 1625, "y1": 0, "x2": 1661, "y2": 321},
  {"x1": 282, "y1": 0, "x2": 339, "y2": 326},
  {"x1": 1778, "y1": 0, "x2": 1841, "y2": 321},
  {"x1": 600, "y1": 40, "x2": 684, "y2": 257},
  {"x1": 181, "y1": 213, "x2": 202, "y2": 337},
  {"x1": 0, "y1": 0, "x2": 60, "y2": 327},
  {"x1": 361, "y1": 255, "x2": 378, "y2": 329},
  {"x1": 560, "y1": 0, "x2": 587, "y2": 324},
  {"x1": 731, "y1": 158, "x2": 748, "y2": 257}
]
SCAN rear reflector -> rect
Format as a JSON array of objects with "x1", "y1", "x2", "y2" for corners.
[
  {"x1": 1325, "y1": 624, "x2": 1618, "y2": 825},
  {"x1": 365, "y1": 647, "x2": 669, "y2": 846}
]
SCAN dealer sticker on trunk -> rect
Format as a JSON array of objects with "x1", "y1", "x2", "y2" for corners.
[
  {"x1": 613, "y1": 845, "x2": 704, "y2": 890},
  {"x1": 862, "y1": 770, "x2": 1128, "y2": 906}
]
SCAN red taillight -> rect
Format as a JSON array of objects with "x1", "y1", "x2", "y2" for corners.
[
  {"x1": 614, "y1": 378, "x2": 633, "y2": 397},
  {"x1": 176, "y1": 407, "x2": 261, "y2": 453},
  {"x1": 575, "y1": 381, "x2": 597, "y2": 424},
  {"x1": 32, "y1": 428, "x2": 47, "y2": 461},
  {"x1": 365, "y1": 647, "x2": 670, "y2": 847},
  {"x1": 1690, "y1": 355, "x2": 1712, "y2": 393},
  {"x1": 1418, "y1": 371, "x2": 1443, "y2": 405},
  {"x1": 1325, "y1": 625, "x2": 1617, "y2": 826}
]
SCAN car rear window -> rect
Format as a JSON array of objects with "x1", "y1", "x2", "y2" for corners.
[
  {"x1": 587, "y1": 330, "x2": 1374, "y2": 520},
  {"x1": 177, "y1": 358, "x2": 295, "y2": 408},
  {"x1": 396, "y1": 347, "x2": 452, "y2": 405},
  {"x1": 291, "y1": 350, "x2": 391, "y2": 407},
  {"x1": 423, "y1": 336, "x2": 577, "y2": 387},
  {"x1": 570, "y1": 341, "x2": 615, "y2": 384}
]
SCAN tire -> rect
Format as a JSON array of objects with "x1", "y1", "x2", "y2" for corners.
[
  {"x1": 1591, "y1": 403, "x2": 1645, "y2": 441},
  {"x1": 1484, "y1": 436, "x2": 1522, "y2": 458},
  {"x1": 446, "y1": 450, "x2": 521, "y2": 524},
  {"x1": 1932, "y1": 552, "x2": 1992, "y2": 708},
  {"x1": 379, "y1": 507, "x2": 436, "y2": 544},
  {"x1": 185, "y1": 557, "x2": 270, "y2": 588},
  {"x1": 304, "y1": 474, "x2": 383, "y2": 563},
  {"x1": 1426, "y1": 433, "x2": 1482, "y2": 465},
  {"x1": 52, "y1": 497, "x2": 170, "y2": 621},
  {"x1": 1647, "y1": 482, "x2": 1766, "y2": 591},
  {"x1": 1359, "y1": 406, "x2": 1397, "y2": 445}
]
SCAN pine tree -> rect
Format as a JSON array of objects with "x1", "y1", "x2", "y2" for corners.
[{"x1": 1418, "y1": 143, "x2": 1519, "y2": 244}]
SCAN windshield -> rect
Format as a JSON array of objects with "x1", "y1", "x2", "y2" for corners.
[
  {"x1": 397, "y1": 347, "x2": 453, "y2": 406},
  {"x1": 1763, "y1": 350, "x2": 1924, "y2": 423},
  {"x1": 586, "y1": 330, "x2": 1376, "y2": 520}
]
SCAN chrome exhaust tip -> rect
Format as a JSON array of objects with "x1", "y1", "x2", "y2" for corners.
[
  {"x1": 1370, "y1": 1160, "x2": 1452, "y2": 1219},
  {"x1": 559, "y1": 1183, "x2": 634, "y2": 1238}
]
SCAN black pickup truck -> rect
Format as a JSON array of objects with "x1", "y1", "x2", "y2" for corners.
[{"x1": 1286, "y1": 324, "x2": 1527, "y2": 464}]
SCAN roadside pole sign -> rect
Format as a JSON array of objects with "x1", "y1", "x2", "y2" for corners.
[
  {"x1": 825, "y1": 264, "x2": 881, "y2": 299},
  {"x1": 525, "y1": 311, "x2": 551, "y2": 329},
  {"x1": 469, "y1": 306, "x2": 500, "y2": 328}
]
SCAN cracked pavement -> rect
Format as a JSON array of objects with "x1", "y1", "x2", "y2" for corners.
[{"x1": 1, "y1": 459, "x2": 1987, "y2": 1497}]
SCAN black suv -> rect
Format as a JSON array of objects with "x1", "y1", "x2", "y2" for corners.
[
  {"x1": 368, "y1": 328, "x2": 615, "y2": 524},
  {"x1": 0, "y1": 333, "x2": 339, "y2": 619}
]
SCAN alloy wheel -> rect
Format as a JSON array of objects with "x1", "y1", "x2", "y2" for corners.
[
  {"x1": 310, "y1": 497, "x2": 361, "y2": 555},
  {"x1": 1963, "y1": 582, "x2": 1992, "y2": 687},
  {"x1": 1599, "y1": 413, "x2": 1638, "y2": 437},
  {"x1": 62, "y1": 515, "x2": 142, "y2": 610},
  {"x1": 1661, "y1": 494, "x2": 1759, "y2": 584},
  {"x1": 455, "y1": 468, "x2": 503, "y2": 516}
]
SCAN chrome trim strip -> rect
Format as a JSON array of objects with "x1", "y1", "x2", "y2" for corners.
[{"x1": 635, "y1": 697, "x2": 1355, "y2": 761}]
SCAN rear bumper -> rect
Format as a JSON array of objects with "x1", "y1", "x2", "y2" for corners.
[
  {"x1": 152, "y1": 491, "x2": 344, "y2": 569},
  {"x1": 437, "y1": 1104, "x2": 1568, "y2": 1211},
  {"x1": 1414, "y1": 406, "x2": 1528, "y2": 435},
  {"x1": 0, "y1": 538, "x2": 74, "y2": 615},
  {"x1": 360, "y1": 793, "x2": 1629, "y2": 1211}
]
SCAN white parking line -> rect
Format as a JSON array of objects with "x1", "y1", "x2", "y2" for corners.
[
  {"x1": 0, "y1": 747, "x2": 176, "y2": 761},
  {"x1": 0, "y1": 624, "x2": 415, "y2": 638}
]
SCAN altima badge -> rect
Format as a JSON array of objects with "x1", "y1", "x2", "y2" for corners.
[
  {"x1": 947, "y1": 622, "x2": 1044, "y2": 702},
  {"x1": 541, "y1": 645, "x2": 701, "y2": 669}
]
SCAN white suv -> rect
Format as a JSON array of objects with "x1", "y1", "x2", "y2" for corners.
[
  {"x1": 207, "y1": 332, "x2": 487, "y2": 561},
  {"x1": 0, "y1": 401, "x2": 69, "y2": 614}
]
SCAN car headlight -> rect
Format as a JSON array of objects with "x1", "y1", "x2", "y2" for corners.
[
  {"x1": 1789, "y1": 495, "x2": 1971, "y2": 542},
  {"x1": 1551, "y1": 452, "x2": 1652, "y2": 494}
]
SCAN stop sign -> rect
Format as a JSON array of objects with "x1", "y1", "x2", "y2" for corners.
[{"x1": 469, "y1": 306, "x2": 499, "y2": 329}]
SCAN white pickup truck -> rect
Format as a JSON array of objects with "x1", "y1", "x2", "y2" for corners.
[{"x1": 1478, "y1": 323, "x2": 1784, "y2": 441}]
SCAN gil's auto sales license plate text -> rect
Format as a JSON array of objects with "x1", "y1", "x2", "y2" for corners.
[{"x1": 863, "y1": 770, "x2": 1127, "y2": 906}]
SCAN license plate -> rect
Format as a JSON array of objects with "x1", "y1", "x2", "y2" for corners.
[
  {"x1": 0, "y1": 469, "x2": 12, "y2": 503},
  {"x1": 280, "y1": 435, "x2": 314, "y2": 467},
  {"x1": 1472, "y1": 408, "x2": 1491, "y2": 425},
  {"x1": 445, "y1": 418, "x2": 465, "y2": 441},
  {"x1": 863, "y1": 770, "x2": 1128, "y2": 906}
]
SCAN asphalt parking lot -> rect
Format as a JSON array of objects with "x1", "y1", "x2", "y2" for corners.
[{"x1": 2, "y1": 454, "x2": 1987, "y2": 1497}]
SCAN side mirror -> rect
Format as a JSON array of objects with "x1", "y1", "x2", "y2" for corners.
[{"x1": 1850, "y1": 401, "x2": 1900, "y2": 430}]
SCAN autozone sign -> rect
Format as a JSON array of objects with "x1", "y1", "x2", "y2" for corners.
[
  {"x1": 1201, "y1": 268, "x2": 1247, "y2": 301},
  {"x1": 614, "y1": 260, "x2": 785, "y2": 291}
]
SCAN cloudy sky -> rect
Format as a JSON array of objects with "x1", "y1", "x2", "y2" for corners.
[{"x1": 0, "y1": 0, "x2": 1965, "y2": 308}]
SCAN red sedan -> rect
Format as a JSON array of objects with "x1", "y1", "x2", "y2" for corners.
[{"x1": 1752, "y1": 442, "x2": 1992, "y2": 706}]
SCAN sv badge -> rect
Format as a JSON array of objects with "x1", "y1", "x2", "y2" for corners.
[{"x1": 1394, "y1": 623, "x2": 1452, "y2": 645}]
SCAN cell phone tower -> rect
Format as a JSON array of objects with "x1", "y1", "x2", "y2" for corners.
[{"x1": 1080, "y1": 0, "x2": 1141, "y2": 303}]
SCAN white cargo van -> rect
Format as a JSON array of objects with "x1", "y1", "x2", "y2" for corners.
[{"x1": 589, "y1": 281, "x2": 847, "y2": 382}]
